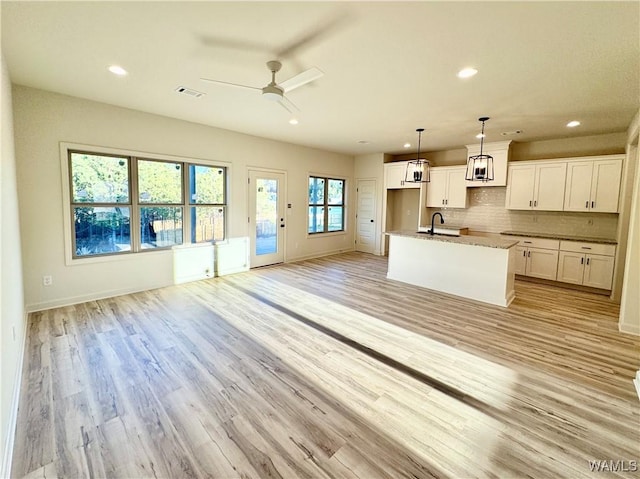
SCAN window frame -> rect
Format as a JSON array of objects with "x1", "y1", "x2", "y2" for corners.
[
  {"x1": 61, "y1": 143, "x2": 230, "y2": 264},
  {"x1": 308, "y1": 175, "x2": 346, "y2": 235}
]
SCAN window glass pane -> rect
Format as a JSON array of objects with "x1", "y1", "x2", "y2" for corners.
[
  {"x1": 308, "y1": 206, "x2": 324, "y2": 233},
  {"x1": 308, "y1": 177, "x2": 325, "y2": 204},
  {"x1": 256, "y1": 178, "x2": 278, "y2": 255},
  {"x1": 190, "y1": 206, "x2": 225, "y2": 242},
  {"x1": 328, "y1": 206, "x2": 344, "y2": 232},
  {"x1": 189, "y1": 165, "x2": 225, "y2": 204},
  {"x1": 74, "y1": 206, "x2": 131, "y2": 256},
  {"x1": 71, "y1": 153, "x2": 129, "y2": 203},
  {"x1": 138, "y1": 160, "x2": 182, "y2": 204},
  {"x1": 140, "y1": 207, "x2": 183, "y2": 249},
  {"x1": 328, "y1": 179, "x2": 344, "y2": 205}
]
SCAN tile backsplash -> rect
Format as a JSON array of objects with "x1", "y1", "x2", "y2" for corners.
[{"x1": 425, "y1": 187, "x2": 618, "y2": 239}]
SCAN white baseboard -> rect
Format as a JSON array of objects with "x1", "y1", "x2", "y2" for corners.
[
  {"x1": 286, "y1": 247, "x2": 355, "y2": 264},
  {"x1": 25, "y1": 280, "x2": 172, "y2": 313},
  {"x1": 1, "y1": 311, "x2": 28, "y2": 479},
  {"x1": 619, "y1": 321, "x2": 640, "y2": 336}
]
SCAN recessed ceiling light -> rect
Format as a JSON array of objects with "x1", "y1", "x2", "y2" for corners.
[
  {"x1": 567, "y1": 120, "x2": 581, "y2": 128},
  {"x1": 403, "y1": 143, "x2": 411, "y2": 148},
  {"x1": 108, "y1": 65, "x2": 128, "y2": 76},
  {"x1": 289, "y1": 118, "x2": 299, "y2": 125},
  {"x1": 457, "y1": 67, "x2": 478, "y2": 79}
]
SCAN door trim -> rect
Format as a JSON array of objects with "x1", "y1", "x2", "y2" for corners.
[{"x1": 248, "y1": 168, "x2": 287, "y2": 267}]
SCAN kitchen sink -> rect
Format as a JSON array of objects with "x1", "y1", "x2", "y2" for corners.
[{"x1": 417, "y1": 226, "x2": 467, "y2": 236}]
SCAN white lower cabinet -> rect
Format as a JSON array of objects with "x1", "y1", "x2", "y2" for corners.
[
  {"x1": 557, "y1": 241, "x2": 616, "y2": 289},
  {"x1": 511, "y1": 237, "x2": 616, "y2": 290},
  {"x1": 513, "y1": 238, "x2": 559, "y2": 280}
]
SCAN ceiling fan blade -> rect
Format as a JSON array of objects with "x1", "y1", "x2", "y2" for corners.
[
  {"x1": 280, "y1": 67, "x2": 324, "y2": 93},
  {"x1": 275, "y1": 11, "x2": 353, "y2": 59},
  {"x1": 278, "y1": 95, "x2": 300, "y2": 114},
  {"x1": 200, "y1": 78, "x2": 261, "y2": 92}
]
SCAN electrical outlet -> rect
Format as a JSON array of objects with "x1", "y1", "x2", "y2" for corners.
[{"x1": 43, "y1": 275, "x2": 53, "y2": 286}]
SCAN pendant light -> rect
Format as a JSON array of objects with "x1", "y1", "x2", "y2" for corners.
[
  {"x1": 405, "y1": 128, "x2": 430, "y2": 183},
  {"x1": 465, "y1": 117, "x2": 494, "y2": 182}
]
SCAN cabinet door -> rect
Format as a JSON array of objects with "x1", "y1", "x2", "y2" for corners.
[
  {"x1": 526, "y1": 248, "x2": 559, "y2": 280},
  {"x1": 514, "y1": 246, "x2": 527, "y2": 275},
  {"x1": 590, "y1": 160, "x2": 622, "y2": 213},
  {"x1": 557, "y1": 251, "x2": 585, "y2": 284},
  {"x1": 425, "y1": 169, "x2": 448, "y2": 207},
  {"x1": 583, "y1": 254, "x2": 614, "y2": 289},
  {"x1": 564, "y1": 162, "x2": 593, "y2": 211},
  {"x1": 385, "y1": 163, "x2": 408, "y2": 189},
  {"x1": 445, "y1": 168, "x2": 468, "y2": 208},
  {"x1": 506, "y1": 165, "x2": 536, "y2": 209},
  {"x1": 534, "y1": 162, "x2": 566, "y2": 211}
]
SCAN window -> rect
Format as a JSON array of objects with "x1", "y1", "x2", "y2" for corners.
[
  {"x1": 68, "y1": 150, "x2": 226, "y2": 258},
  {"x1": 308, "y1": 176, "x2": 345, "y2": 234}
]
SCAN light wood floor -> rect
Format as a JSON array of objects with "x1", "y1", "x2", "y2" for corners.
[{"x1": 12, "y1": 252, "x2": 640, "y2": 478}]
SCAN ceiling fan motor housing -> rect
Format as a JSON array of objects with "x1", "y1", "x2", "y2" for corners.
[{"x1": 262, "y1": 84, "x2": 284, "y2": 101}]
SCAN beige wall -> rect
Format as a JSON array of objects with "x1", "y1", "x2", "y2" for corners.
[
  {"x1": 619, "y1": 111, "x2": 640, "y2": 335},
  {"x1": 1, "y1": 56, "x2": 26, "y2": 477},
  {"x1": 13, "y1": 86, "x2": 355, "y2": 311}
]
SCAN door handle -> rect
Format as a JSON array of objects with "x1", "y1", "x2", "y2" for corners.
[
  {"x1": 581, "y1": 257, "x2": 584, "y2": 264},
  {"x1": 280, "y1": 224, "x2": 285, "y2": 228},
  {"x1": 585, "y1": 200, "x2": 589, "y2": 208},
  {"x1": 586, "y1": 258, "x2": 590, "y2": 265},
  {"x1": 591, "y1": 201, "x2": 595, "y2": 208},
  {"x1": 529, "y1": 200, "x2": 532, "y2": 207}
]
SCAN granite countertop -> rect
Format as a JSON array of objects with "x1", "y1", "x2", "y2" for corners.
[
  {"x1": 385, "y1": 230, "x2": 519, "y2": 249},
  {"x1": 500, "y1": 230, "x2": 617, "y2": 245}
]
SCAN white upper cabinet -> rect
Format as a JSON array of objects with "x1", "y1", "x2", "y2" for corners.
[
  {"x1": 384, "y1": 162, "x2": 421, "y2": 189},
  {"x1": 465, "y1": 140, "x2": 511, "y2": 187},
  {"x1": 506, "y1": 162, "x2": 566, "y2": 211},
  {"x1": 564, "y1": 157, "x2": 623, "y2": 213},
  {"x1": 426, "y1": 166, "x2": 468, "y2": 208}
]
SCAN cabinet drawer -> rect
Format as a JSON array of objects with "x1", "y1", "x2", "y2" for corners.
[
  {"x1": 517, "y1": 238, "x2": 559, "y2": 250},
  {"x1": 559, "y1": 241, "x2": 615, "y2": 256}
]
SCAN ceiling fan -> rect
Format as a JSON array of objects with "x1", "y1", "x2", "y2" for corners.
[{"x1": 201, "y1": 60, "x2": 323, "y2": 113}]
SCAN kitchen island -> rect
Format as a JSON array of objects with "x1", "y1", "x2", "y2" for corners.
[{"x1": 385, "y1": 230, "x2": 519, "y2": 307}]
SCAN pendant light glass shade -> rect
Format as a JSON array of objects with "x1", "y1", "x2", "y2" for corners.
[
  {"x1": 405, "y1": 128, "x2": 430, "y2": 183},
  {"x1": 465, "y1": 117, "x2": 494, "y2": 182}
]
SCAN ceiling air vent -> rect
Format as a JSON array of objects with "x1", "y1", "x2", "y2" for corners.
[{"x1": 175, "y1": 86, "x2": 205, "y2": 98}]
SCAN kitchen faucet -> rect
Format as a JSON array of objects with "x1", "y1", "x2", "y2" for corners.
[{"x1": 430, "y1": 212, "x2": 444, "y2": 235}]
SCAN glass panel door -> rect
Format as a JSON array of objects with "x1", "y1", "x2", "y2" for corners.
[{"x1": 249, "y1": 170, "x2": 285, "y2": 267}]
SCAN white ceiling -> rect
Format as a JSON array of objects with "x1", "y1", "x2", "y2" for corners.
[{"x1": 2, "y1": 1, "x2": 638, "y2": 156}]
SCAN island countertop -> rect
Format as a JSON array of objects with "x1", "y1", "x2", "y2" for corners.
[{"x1": 385, "y1": 230, "x2": 519, "y2": 249}]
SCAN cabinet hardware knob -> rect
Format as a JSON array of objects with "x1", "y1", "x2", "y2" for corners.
[
  {"x1": 591, "y1": 201, "x2": 595, "y2": 208},
  {"x1": 581, "y1": 246, "x2": 591, "y2": 250},
  {"x1": 581, "y1": 257, "x2": 584, "y2": 264},
  {"x1": 586, "y1": 258, "x2": 590, "y2": 265},
  {"x1": 529, "y1": 200, "x2": 532, "y2": 207},
  {"x1": 534, "y1": 200, "x2": 537, "y2": 207},
  {"x1": 585, "y1": 201, "x2": 589, "y2": 208}
]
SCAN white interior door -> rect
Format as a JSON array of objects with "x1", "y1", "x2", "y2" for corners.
[
  {"x1": 249, "y1": 170, "x2": 285, "y2": 268},
  {"x1": 356, "y1": 179, "x2": 377, "y2": 254}
]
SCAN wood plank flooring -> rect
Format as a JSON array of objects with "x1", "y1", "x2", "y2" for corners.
[{"x1": 11, "y1": 252, "x2": 640, "y2": 478}]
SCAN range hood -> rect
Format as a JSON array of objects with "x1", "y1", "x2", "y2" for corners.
[{"x1": 465, "y1": 140, "x2": 512, "y2": 187}]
